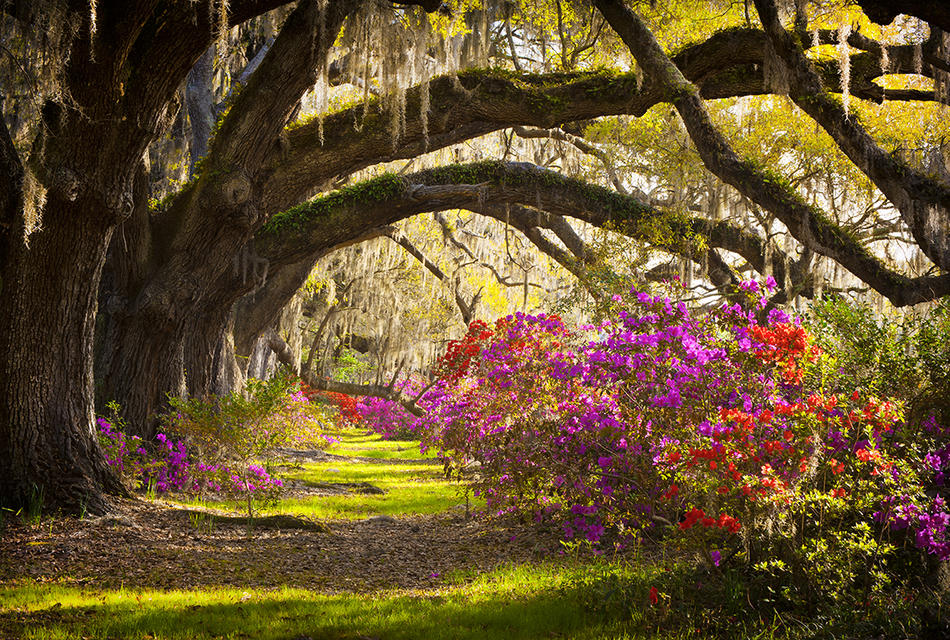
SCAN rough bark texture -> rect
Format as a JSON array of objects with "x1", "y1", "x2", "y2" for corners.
[
  {"x1": 97, "y1": 0, "x2": 356, "y2": 436},
  {"x1": 0, "y1": 198, "x2": 127, "y2": 515},
  {"x1": 186, "y1": 46, "x2": 215, "y2": 176},
  {"x1": 0, "y1": 0, "x2": 299, "y2": 514}
]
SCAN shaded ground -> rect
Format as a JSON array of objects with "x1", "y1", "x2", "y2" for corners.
[
  {"x1": 0, "y1": 437, "x2": 577, "y2": 640},
  {"x1": 0, "y1": 496, "x2": 563, "y2": 594}
]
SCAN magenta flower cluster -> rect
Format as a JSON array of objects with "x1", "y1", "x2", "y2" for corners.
[
  {"x1": 413, "y1": 281, "x2": 950, "y2": 563},
  {"x1": 97, "y1": 419, "x2": 282, "y2": 497},
  {"x1": 355, "y1": 382, "x2": 421, "y2": 441}
]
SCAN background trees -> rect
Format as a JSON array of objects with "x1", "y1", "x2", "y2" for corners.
[{"x1": 1, "y1": 0, "x2": 948, "y2": 514}]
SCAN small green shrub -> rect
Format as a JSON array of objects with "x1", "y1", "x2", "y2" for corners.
[{"x1": 165, "y1": 374, "x2": 328, "y2": 515}]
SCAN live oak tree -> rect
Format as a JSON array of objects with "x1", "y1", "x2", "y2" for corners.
[{"x1": 1, "y1": 0, "x2": 948, "y2": 514}]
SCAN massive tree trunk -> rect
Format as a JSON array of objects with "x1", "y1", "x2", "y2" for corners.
[
  {"x1": 0, "y1": 196, "x2": 127, "y2": 515},
  {"x1": 94, "y1": 0, "x2": 356, "y2": 430},
  {"x1": 0, "y1": 0, "x2": 291, "y2": 514}
]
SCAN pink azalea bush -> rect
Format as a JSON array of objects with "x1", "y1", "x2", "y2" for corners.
[
  {"x1": 98, "y1": 376, "x2": 326, "y2": 513},
  {"x1": 353, "y1": 376, "x2": 428, "y2": 440},
  {"x1": 414, "y1": 280, "x2": 950, "y2": 589}
]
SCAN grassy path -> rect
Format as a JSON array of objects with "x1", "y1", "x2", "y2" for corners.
[{"x1": 0, "y1": 429, "x2": 642, "y2": 640}]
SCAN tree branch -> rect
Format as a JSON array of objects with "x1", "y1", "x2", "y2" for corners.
[
  {"x1": 257, "y1": 162, "x2": 833, "y2": 304},
  {"x1": 381, "y1": 227, "x2": 479, "y2": 324},
  {"x1": 753, "y1": 0, "x2": 950, "y2": 272},
  {"x1": 593, "y1": 0, "x2": 949, "y2": 307},
  {"x1": 260, "y1": 29, "x2": 917, "y2": 213},
  {"x1": 210, "y1": 0, "x2": 355, "y2": 172},
  {"x1": 856, "y1": 0, "x2": 950, "y2": 34},
  {"x1": 513, "y1": 125, "x2": 631, "y2": 194}
]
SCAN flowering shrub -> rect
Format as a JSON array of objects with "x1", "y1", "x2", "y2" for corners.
[
  {"x1": 97, "y1": 405, "x2": 154, "y2": 487},
  {"x1": 166, "y1": 375, "x2": 326, "y2": 514},
  {"x1": 97, "y1": 418, "x2": 285, "y2": 501},
  {"x1": 355, "y1": 394, "x2": 417, "y2": 440},
  {"x1": 349, "y1": 376, "x2": 430, "y2": 440},
  {"x1": 99, "y1": 376, "x2": 326, "y2": 515},
  {"x1": 300, "y1": 385, "x2": 362, "y2": 426},
  {"x1": 416, "y1": 281, "x2": 950, "y2": 609}
]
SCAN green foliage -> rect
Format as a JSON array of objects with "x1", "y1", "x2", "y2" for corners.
[
  {"x1": 331, "y1": 346, "x2": 372, "y2": 383},
  {"x1": 165, "y1": 375, "x2": 326, "y2": 515},
  {"x1": 808, "y1": 296, "x2": 950, "y2": 421},
  {"x1": 568, "y1": 553, "x2": 946, "y2": 639}
]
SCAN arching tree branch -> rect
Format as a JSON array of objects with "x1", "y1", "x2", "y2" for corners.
[
  {"x1": 237, "y1": 161, "x2": 841, "y2": 349},
  {"x1": 593, "y1": 0, "x2": 949, "y2": 307},
  {"x1": 753, "y1": 0, "x2": 950, "y2": 273},
  {"x1": 210, "y1": 0, "x2": 355, "y2": 172},
  {"x1": 260, "y1": 27, "x2": 929, "y2": 214}
]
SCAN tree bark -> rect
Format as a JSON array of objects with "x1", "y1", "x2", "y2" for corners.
[
  {"x1": 186, "y1": 47, "x2": 215, "y2": 177},
  {"x1": 0, "y1": 196, "x2": 127, "y2": 515},
  {"x1": 0, "y1": 0, "x2": 332, "y2": 515}
]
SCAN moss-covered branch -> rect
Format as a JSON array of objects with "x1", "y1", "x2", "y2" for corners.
[
  {"x1": 594, "y1": 0, "x2": 949, "y2": 307},
  {"x1": 260, "y1": 27, "x2": 921, "y2": 215}
]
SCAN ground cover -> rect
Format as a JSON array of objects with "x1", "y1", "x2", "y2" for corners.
[
  {"x1": 2, "y1": 427, "x2": 942, "y2": 639},
  {"x1": 0, "y1": 429, "x2": 592, "y2": 639},
  {"x1": 323, "y1": 432, "x2": 437, "y2": 461}
]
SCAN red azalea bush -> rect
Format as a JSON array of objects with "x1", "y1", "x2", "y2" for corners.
[{"x1": 300, "y1": 385, "x2": 362, "y2": 426}]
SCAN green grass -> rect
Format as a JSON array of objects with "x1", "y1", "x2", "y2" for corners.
[
  {"x1": 165, "y1": 429, "x2": 470, "y2": 520},
  {"x1": 4, "y1": 430, "x2": 940, "y2": 639},
  {"x1": 274, "y1": 459, "x2": 470, "y2": 519},
  {"x1": 0, "y1": 558, "x2": 839, "y2": 640},
  {"x1": 324, "y1": 432, "x2": 438, "y2": 461},
  {"x1": 0, "y1": 563, "x2": 630, "y2": 640}
]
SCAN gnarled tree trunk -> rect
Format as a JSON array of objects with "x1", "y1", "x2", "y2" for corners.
[{"x1": 0, "y1": 195, "x2": 127, "y2": 515}]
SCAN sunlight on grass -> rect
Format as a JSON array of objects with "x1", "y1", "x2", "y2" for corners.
[
  {"x1": 0, "y1": 559, "x2": 804, "y2": 640},
  {"x1": 0, "y1": 564, "x2": 611, "y2": 640},
  {"x1": 275, "y1": 459, "x2": 470, "y2": 519},
  {"x1": 159, "y1": 429, "x2": 471, "y2": 520},
  {"x1": 324, "y1": 432, "x2": 437, "y2": 461}
]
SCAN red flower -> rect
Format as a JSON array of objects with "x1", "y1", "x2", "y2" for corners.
[
  {"x1": 649, "y1": 587, "x2": 659, "y2": 605},
  {"x1": 718, "y1": 514, "x2": 741, "y2": 533}
]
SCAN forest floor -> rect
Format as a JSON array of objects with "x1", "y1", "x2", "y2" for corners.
[
  {"x1": 0, "y1": 430, "x2": 634, "y2": 640},
  {"x1": 0, "y1": 458, "x2": 566, "y2": 593}
]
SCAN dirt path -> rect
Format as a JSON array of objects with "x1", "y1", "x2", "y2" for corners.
[
  {"x1": 0, "y1": 500, "x2": 564, "y2": 592},
  {"x1": 1, "y1": 445, "x2": 564, "y2": 594}
]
